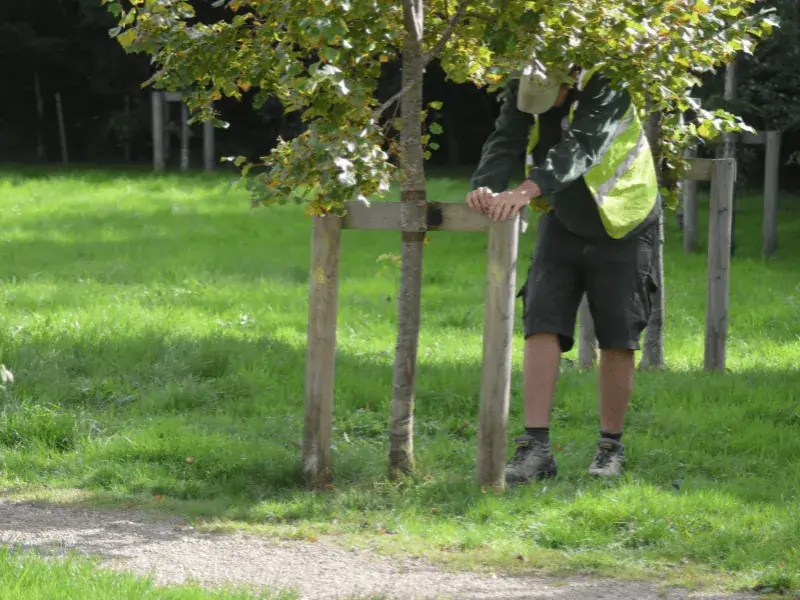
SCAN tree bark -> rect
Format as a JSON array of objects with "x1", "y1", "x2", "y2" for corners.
[
  {"x1": 389, "y1": 0, "x2": 426, "y2": 479},
  {"x1": 639, "y1": 110, "x2": 665, "y2": 370}
]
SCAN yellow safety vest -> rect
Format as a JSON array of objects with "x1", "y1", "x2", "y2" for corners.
[{"x1": 524, "y1": 66, "x2": 658, "y2": 240}]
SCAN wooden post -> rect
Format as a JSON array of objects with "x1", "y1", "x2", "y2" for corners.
[
  {"x1": 763, "y1": 131, "x2": 781, "y2": 257},
  {"x1": 705, "y1": 158, "x2": 736, "y2": 372},
  {"x1": 124, "y1": 95, "x2": 132, "y2": 163},
  {"x1": 152, "y1": 92, "x2": 165, "y2": 172},
  {"x1": 55, "y1": 93, "x2": 68, "y2": 165},
  {"x1": 476, "y1": 215, "x2": 519, "y2": 490},
  {"x1": 303, "y1": 214, "x2": 342, "y2": 488},
  {"x1": 682, "y1": 145, "x2": 698, "y2": 253},
  {"x1": 638, "y1": 108, "x2": 666, "y2": 370},
  {"x1": 577, "y1": 295, "x2": 597, "y2": 369},
  {"x1": 203, "y1": 104, "x2": 215, "y2": 172},
  {"x1": 34, "y1": 72, "x2": 46, "y2": 161},
  {"x1": 180, "y1": 103, "x2": 190, "y2": 172},
  {"x1": 163, "y1": 97, "x2": 172, "y2": 162}
]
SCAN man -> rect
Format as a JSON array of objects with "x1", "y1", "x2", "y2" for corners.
[{"x1": 466, "y1": 62, "x2": 661, "y2": 484}]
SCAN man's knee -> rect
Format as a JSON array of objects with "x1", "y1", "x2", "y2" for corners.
[
  {"x1": 599, "y1": 348, "x2": 635, "y2": 359},
  {"x1": 524, "y1": 333, "x2": 561, "y2": 347}
]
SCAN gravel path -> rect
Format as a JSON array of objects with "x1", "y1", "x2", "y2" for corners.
[{"x1": 0, "y1": 500, "x2": 756, "y2": 600}]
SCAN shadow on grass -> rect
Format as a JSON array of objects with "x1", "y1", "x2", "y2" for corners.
[{"x1": 2, "y1": 326, "x2": 800, "y2": 520}]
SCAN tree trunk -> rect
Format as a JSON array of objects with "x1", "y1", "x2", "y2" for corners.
[
  {"x1": 639, "y1": 110, "x2": 665, "y2": 370},
  {"x1": 389, "y1": 0, "x2": 426, "y2": 479}
]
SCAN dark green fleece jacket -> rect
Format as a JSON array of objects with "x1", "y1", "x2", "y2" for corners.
[{"x1": 471, "y1": 73, "x2": 660, "y2": 242}]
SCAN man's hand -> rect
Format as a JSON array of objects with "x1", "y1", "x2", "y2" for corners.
[
  {"x1": 488, "y1": 180, "x2": 544, "y2": 222},
  {"x1": 466, "y1": 187, "x2": 495, "y2": 214},
  {"x1": 487, "y1": 189, "x2": 531, "y2": 222}
]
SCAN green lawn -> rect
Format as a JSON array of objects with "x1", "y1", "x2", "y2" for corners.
[
  {"x1": 0, "y1": 547, "x2": 291, "y2": 599},
  {"x1": 0, "y1": 166, "x2": 799, "y2": 595}
]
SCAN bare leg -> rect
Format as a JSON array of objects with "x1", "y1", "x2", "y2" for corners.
[
  {"x1": 505, "y1": 332, "x2": 562, "y2": 484},
  {"x1": 598, "y1": 348, "x2": 634, "y2": 434},
  {"x1": 523, "y1": 333, "x2": 562, "y2": 428}
]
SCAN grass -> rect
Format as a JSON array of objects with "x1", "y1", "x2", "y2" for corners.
[
  {"x1": 0, "y1": 547, "x2": 294, "y2": 599},
  {"x1": 0, "y1": 165, "x2": 799, "y2": 595}
]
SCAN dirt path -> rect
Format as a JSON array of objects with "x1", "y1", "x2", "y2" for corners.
[{"x1": 0, "y1": 500, "x2": 755, "y2": 600}]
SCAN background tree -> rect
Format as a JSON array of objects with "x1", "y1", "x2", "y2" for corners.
[{"x1": 104, "y1": 0, "x2": 776, "y2": 480}]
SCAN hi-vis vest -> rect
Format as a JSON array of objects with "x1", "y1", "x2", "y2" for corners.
[{"x1": 523, "y1": 65, "x2": 658, "y2": 239}]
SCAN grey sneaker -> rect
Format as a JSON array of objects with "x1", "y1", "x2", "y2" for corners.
[
  {"x1": 588, "y1": 438, "x2": 625, "y2": 477},
  {"x1": 504, "y1": 435, "x2": 558, "y2": 485}
]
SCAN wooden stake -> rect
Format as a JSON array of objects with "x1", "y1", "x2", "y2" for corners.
[
  {"x1": 152, "y1": 92, "x2": 165, "y2": 172},
  {"x1": 682, "y1": 146, "x2": 698, "y2": 253},
  {"x1": 180, "y1": 102, "x2": 190, "y2": 172},
  {"x1": 763, "y1": 131, "x2": 781, "y2": 257},
  {"x1": 577, "y1": 294, "x2": 597, "y2": 369},
  {"x1": 639, "y1": 211, "x2": 665, "y2": 370},
  {"x1": 303, "y1": 214, "x2": 342, "y2": 488},
  {"x1": 124, "y1": 95, "x2": 132, "y2": 163},
  {"x1": 55, "y1": 93, "x2": 68, "y2": 164},
  {"x1": 203, "y1": 104, "x2": 215, "y2": 172},
  {"x1": 163, "y1": 97, "x2": 171, "y2": 162},
  {"x1": 704, "y1": 159, "x2": 736, "y2": 372},
  {"x1": 476, "y1": 215, "x2": 519, "y2": 490}
]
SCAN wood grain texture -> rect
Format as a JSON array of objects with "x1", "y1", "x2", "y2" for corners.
[
  {"x1": 682, "y1": 146, "x2": 699, "y2": 253},
  {"x1": 763, "y1": 131, "x2": 782, "y2": 257},
  {"x1": 342, "y1": 201, "x2": 492, "y2": 232},
  {"x1": 476, "y1": 215, "x2": 519, "y2": 490},
  {"x1": 303, "y1": 215, "x2": 342, "y2": 488},
  {"x1": 704, "y1": 159, "x2": 736, "y2": 372}
]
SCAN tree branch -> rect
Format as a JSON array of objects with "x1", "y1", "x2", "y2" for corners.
[
  {"x1": 377, "y1": 82, "x2": 414, "y2": 116},
  {"x1": 377, "y1": 1, "x2": 470, "y2": 117},
  {"x1": 423, "y1": 0, "x2": 469, "y2": 65}
]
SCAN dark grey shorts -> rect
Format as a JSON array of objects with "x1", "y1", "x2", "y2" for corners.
[{"x1": 517, "y1": 213, "x2": 658, "y2": 353}]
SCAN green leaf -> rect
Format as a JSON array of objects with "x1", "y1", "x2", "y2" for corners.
[{"x1": 117, "y1": 28, "x2": 137, "y2": 48}]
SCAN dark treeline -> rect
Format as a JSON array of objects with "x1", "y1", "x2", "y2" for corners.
[{"x1": 2, "y1": 0, "x2": 800, "y2": 190}]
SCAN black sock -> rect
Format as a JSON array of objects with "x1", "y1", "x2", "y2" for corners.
[
  {"x1": 601, "y1": 431, "x2": 623, "y2": 442},
  {"x1": 524, "y1": 427, "x2": 550, "y2": 445}
]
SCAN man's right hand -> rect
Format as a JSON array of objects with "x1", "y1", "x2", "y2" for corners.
[{"x1": 466, "y1": 187, "x2": 495, "y2": 214}]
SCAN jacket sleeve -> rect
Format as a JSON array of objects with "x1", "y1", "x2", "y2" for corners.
[
  {"x1": 470, "y1": 79, "x2": 534, "y2": 193},
  {"x1": 526, "y1": 73, "x2": 632, "y2": 200}
]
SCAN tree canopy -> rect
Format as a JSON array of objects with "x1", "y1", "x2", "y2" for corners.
[{"x1": 106, "y1": 0, "x2": 778, "y2": 212}]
